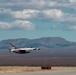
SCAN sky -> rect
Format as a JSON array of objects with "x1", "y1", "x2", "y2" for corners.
[{"x1": 0, "y1": 0, "x2": 76, "y2": 42}]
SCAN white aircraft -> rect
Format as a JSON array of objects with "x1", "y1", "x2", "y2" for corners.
[{"x1": 9, "y1": 43, "x2": 40, "y2": 54}]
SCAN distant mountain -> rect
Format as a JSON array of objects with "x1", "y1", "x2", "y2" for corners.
[
  {"x1": 0, "y1": 37, "x2": 76, "y2": 50},
  {"x1": 0, "y1": 37, "x2": 76, "y2": 66}
]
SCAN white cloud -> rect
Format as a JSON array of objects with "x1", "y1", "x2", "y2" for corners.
[
  {"x1": 0, "y1": 0, "x2": 56, "y2": 9},
  {"x1": 0, "y1": 8, "x2": 65, "y2": 21},
  {"x1": 0, "y1": 8, "x2": 11, "y2": 13},
  {"x1": 0, "y1": 0, "x2": 75, "y2": 11},
  {"x1": 0, "y1": 0, "x2": 71, "y2": 10},
  {"x1": 0, "y1": 8, "x2": 14, "y2": 19},
  {"x1": 13, "y1": 20, "x2": 36, "y2": 30},
  {"x1": 12, "y1": 9, "x2": 64, "y2": 21},
  {"x1": 42, "y1": 9, "x2": 64, "y2": 21},
  {"x1": 0, "y1": 22, "x2": 12, "y2": 29},
  {"x1": 51, "y1": 24, "x2": 62, "y2": 30},
  {"x1": 0, "y1": 8, "x2": 76, "y2": 23},
  {"x1": 13, "y1": 9, "x2": 40, "y2": 19},
  {"x1": 0, "y1": 0, "x2": 76, "y2": 31},
  {"x1": 51, "y1": 24, "x2": 76, "y2": 31},
  {"x1": 0, "y1": 20, "x2": 35, "y2": 30},
  {"x1": 68, "y1": 25, "x2": 76, "y2": 30},
  {"x1": 69, "y1": 0, "x2": 76, "y2": 3}
]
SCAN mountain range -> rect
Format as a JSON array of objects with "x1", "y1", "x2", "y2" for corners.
[
  {"x1": 0, "y1": 37, "x2": 76, "y2": 66},
  {"x1": 0, "y1": 37, "x2": 76, "y2": 50}
]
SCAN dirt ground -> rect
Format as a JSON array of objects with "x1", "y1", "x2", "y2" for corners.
[{"x1": 0, "y1": 66, "x2": 76, "y2": 74}]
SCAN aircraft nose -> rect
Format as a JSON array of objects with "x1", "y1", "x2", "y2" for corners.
[{"x1": 37, "y1": 48, "x2": 41, "y2": 50}]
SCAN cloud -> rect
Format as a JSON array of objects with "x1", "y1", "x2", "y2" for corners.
[
  {"x1": 0, "y1": 0, "x2": 71, "y2": 10},
  {"x1": 0, "y1": 7, "x2": 76, "y2": 24},
  {"x1": 0, "y1": 20, "x2": 36, "y2": 30},
  {"x1": 13, "y1": 9, "x2": 40, "y2": 19},
  {"x1": 68, "y1": 25, "x2": 76, "y2": 30},
  {"x1": 0, "y1": 8, "x2": 76, "y2": 23},
  {"x1": 0, "y1": 0, "x2": 57, "y2": 10},
  {"x1": 12, "y1": 9, "x2": 76, "y2": 22},
  {"x1": 69, "y1": 0, "x2": 76, "y2": 3},
  {"x1": 0, "y1": 8, "x2": 13, "y2": 20},
  {"x1": 0, "y1": 22, "x2": 12, "y2": 29},
  {"x1": 12, "y1": 9, "x2": 64, "y2": 21},
  {"x1": 0, "y1": 0, "x2": 76, "y2": 31},
  {"x1": 51, "y1": 24, "x2": 76, "y2": 31},
  {"x1": 51, "y1": 24, "x2": 62, "y2": 30},
  {"x1": 42, "y1": 9, "x2": 64, "y2": 21},
  {"x1": 0, "y1": 0, "x2": 76, "y2": 11},
  {"x1": 0, "y1": 8, "x2": 64, "y2": 21}
]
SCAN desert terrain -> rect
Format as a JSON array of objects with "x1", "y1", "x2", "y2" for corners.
[{"x1": 0, "y1": 66, "x2": 76, "y2": 74}]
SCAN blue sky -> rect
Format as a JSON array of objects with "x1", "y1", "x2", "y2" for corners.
[{"x1": 0, "y1": 0, "x2": 76, "y2": 42}]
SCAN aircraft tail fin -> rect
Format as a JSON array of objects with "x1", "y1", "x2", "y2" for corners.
[{"x1": 9, "y1": 43, "x2": 17, "y2": 49}]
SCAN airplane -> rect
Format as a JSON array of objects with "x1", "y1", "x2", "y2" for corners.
[{"x1": 9, "y1": 43, "x2": 40, "y2": 54}]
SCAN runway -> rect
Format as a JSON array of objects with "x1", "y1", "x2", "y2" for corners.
[{"x1": 1, "y1": 70, "x2": 76, "y2": 75}]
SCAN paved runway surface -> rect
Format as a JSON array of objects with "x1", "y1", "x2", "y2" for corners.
[{"x1": 1, "y1": 70, "x2": 76, "y2": 75}]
